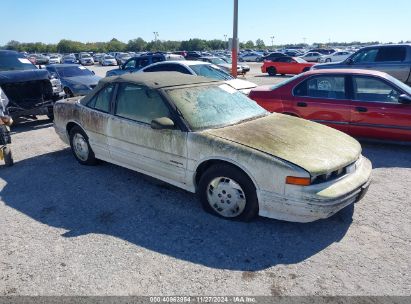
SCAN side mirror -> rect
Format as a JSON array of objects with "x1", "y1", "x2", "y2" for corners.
[
  {"x1": 345, "y1": 58, "x2": 354, "y2": 65},
  {"x1": 398, "y1": 94, "x2": 411, "y2": 104},
  {"x1": 151, "y1": 117, "x2": 175, "y2": 130},
  {"x1": 91, "y1": 71, "x2": 95, "y2": 75}
]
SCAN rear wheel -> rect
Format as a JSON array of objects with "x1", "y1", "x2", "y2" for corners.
[
  {"x1": 69, "y1": 126, "x2": 97, "y2": 165},
  {"x1": 198, "y1": 164, "x2": 258, "y2": 221},
  {"x1": 267, "y1": 67, "x2": 277, "y2": 76},
  {"x1": 326, "y1": 58, "x2": 332, "y2": 62}
]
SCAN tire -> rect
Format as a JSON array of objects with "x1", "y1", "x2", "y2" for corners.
[
  {"x1": 3, "y1": 146, "x2": 14, "y2": 167},
  {"x1": 69, "y1": 126, "x2": 97, "y2": 165},
  {"x1": 326, "y1": 58, "x2": 332, "y2": 62},
  {"x1": 198, "y1": 164, "x2": 258, "y2": 221},
  {"x1": 267, "y1": 67, "x2": 277, "y2": 76},
  {"x1": 64, "y1": 87, "x2": 74, "y2": 98}
]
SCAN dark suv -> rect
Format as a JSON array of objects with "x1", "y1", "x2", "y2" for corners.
[
  {"x1": 313, "y1": 44, "x2": 411, "y2": 85},
  {"x1": 0, "y1": 50, "x2": 64, "y2": 118},
  {"x1": 106, "y1": 53, "x2": 184, "y2": 77}
]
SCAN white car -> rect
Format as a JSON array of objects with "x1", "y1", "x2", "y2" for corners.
[
  {"x1": 79, "y1": 53, "x2": 94, "y2": 66},
  {"x1": 48, "y1": 54, "x2": 61, "y2": 64},
  {"x1": 139, "y1": 60, "x2": 257, "y2": 94},
  {"x1": 101, "y1": 55, "x2": 117, "y2": 66},
  {"x1": 319, "y1": 51, "x2": 353, "y2": 63},
  {"x1": 53, "y1": 73, "x2": 372, "y2": 222},
  {"x1": 299, "y1": 52, "x2": 323, "y2": 62}
]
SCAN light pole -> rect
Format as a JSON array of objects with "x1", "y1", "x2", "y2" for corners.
[
  {"x1": 270, "y1": 36, "x2": 275, "y2": 49},
  {"x1": 302, "y1": 37, "x2": 307, "y2": 46},
  {"x1": 224, "y1": 34, "x2": 227, "y2": 50},
  {"x1": 232, "y1": 0, "x2": 238, "y2": 78}
]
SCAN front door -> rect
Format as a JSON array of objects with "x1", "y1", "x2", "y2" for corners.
[
  {"x1": 349, "y1": 75, "x2": 411, "y2": 141},
  {"x1": 107, "y1": 83, "x2": 187, "y2": 183}
]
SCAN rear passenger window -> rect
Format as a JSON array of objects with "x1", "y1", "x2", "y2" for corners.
[
  {"x1": 294, "y1": 76, "x2": 346, "y2": 99},
  {"x1": 87, "y1": 84, "x2": 114, "y2": 112},
  {"x1": 375, "y1": 47, "x2": 406, "y2": 62},
  {"x1": 152, "y1": 56, "x2": 164, "y2": 63}
]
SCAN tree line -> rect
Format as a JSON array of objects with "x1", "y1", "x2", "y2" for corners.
[
  {"x1": 1, "y1": 38, "x2": 268, "y2": 53},
  {"x1": 2, "y1": 38, "x2": 409, "y2": 54}
]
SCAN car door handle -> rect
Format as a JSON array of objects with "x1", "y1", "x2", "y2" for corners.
[
  {"x1": 355, "y1": 107, "x2": 368, "y2": 113},
  {"x1": 297, "y1": 102, "x2": 307, "y2": 107}
]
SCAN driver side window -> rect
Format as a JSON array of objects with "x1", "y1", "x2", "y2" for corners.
[
  {"x1": 353, "y1": 76, "x2": 400, "y2": 103},
  {"x1": 124, "y1": 59, "x2": 136, "y2": 69},
  {"x1": 115, "y1": 83, "x2": 171, "y2": 124}
]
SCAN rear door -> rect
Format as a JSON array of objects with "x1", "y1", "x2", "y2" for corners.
[
  {"x1": 290, "y1": 74, "x2": 350, "y2": 133},
  {"x1": 348, "y1": 75, "x2": 411, "y2": 141}
]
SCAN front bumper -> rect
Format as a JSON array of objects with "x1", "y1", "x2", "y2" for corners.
[{"x1": 258, "y1": 156, "x2": 372, "y2": 222}]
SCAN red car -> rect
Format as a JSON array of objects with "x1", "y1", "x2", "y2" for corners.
[
  {"x1": 261, "y1": 57, "x2": 315, "y2": 76},
  {"x1": 249, "y1": 69, "x2": 411, "y2": 142}
]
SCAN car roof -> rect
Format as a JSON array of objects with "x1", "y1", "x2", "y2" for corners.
[
  {"x1": 304, "y1": 68, "x2": 390, "y2": 78},
  {"x1": 100, "y1": 72, "x2": 219, "y2": 89},
  {"x1": 47, "y1": 64, "x2": 83, "y2": 68},
  {"x1": 0, "y1": 50, "x2": 20, "y2": 56}
]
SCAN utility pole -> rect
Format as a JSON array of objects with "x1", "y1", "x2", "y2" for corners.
[
  {"x1": 270, "y1": 36, "x2": 275, "y2": 49},
  {"x1": 232, "y1": 0, "x2": 238, "y2": 78}
]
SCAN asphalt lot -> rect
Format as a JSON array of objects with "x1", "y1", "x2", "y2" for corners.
[{"x1": 0, "y1": 64, "x2": 410, "y2": 296}]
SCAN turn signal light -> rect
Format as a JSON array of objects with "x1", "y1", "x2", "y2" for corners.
[{"x1": 286, "y1": 176, "x2": 311, "y2": 186}]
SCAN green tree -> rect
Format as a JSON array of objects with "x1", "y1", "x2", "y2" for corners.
[
  {"x1": 126, "y1": 38, "x2": 147, "y2": 52},
  {"x1": 255, "y1": 39, "x2": 265, "y2": 50}
]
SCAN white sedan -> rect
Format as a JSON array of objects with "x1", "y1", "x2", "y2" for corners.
[
  {"x1": 54, "y1": 73, "x2": 372, "y2": 223},
  {"x1": 319, "y1": 51, "x2": 353, "y2": 63}
]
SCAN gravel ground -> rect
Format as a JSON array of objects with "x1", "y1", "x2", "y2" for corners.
[{"x1": 0, "y1": 65, "x2": 410, "y2": 296}]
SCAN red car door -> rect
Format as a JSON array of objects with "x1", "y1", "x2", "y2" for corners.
[
  {"x1": 285, "y1": 74, "x2": 351, "y2": 133},
  {"x1": 349, "y1": 75, "x2": 411, "y2": 141}
]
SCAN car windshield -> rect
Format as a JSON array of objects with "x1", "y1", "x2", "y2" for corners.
[
  {"x1": 270, "y1": 74, "x2": 303, "y2": 90},
  {"x1": 294, "y1": 57, "x2": 307, "y2": 63},
  {"x1": 222, "y1": 57, "x2": 232, "y2": 64},
  {"x1": 55, "y1": 66, "x2": 93, "y2": 77},
  {"x1": 385, "y1": 74, "x2": 411, "y2": 95},
  {"x1": 82, "y1": 54, "x2": 91, "y2": 58},
  {"x1": 0, "y1": 54, "x2": 37, "y2": 71},
  {"x1": 189, "y1": 64, "x2": 233, "y2": 80},
  {"x1": 105, "y1": 55, "x2": 114, "y2": 59},
  {"x1": 167, "y1": 84, "x2": 268, "y2": 131},
  {"x1": 210, "y1": 58, "x2": 226, "y2": 65}
]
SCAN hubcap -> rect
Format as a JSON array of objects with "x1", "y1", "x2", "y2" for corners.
[
  {"x1": 72, "y1": 133, "x2": 89, "y2": 161},
  {"x1": 207, "y1": 177, "x2": 246, "y2": 218}
]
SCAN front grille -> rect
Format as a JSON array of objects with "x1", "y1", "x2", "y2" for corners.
[{"x1": 2, "y1": 80, "x2": 53, "y2": 109}]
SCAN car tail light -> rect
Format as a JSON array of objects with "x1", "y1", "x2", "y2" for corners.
[{"x1": 286, "y1": 176, "x2": 311, "y2": 186}]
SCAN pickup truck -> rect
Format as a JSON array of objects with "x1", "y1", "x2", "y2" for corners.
[
  {"x1": 313, "y1": 44, "x2": 411, "y2": 86},
  {"x1": 0, "y1": 50, "x2": 64, "y2": 118}
]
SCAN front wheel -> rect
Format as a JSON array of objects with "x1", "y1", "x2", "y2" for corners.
[
  {"x1": 69, "y1": 126, "x2": 97, "y2": 165},
  {"x1": 198, "y1": 164, "x2": 258, "y2": 221},
  {"x1": 3, "y1": 146, "x2": 14, "y2": 167},
  {"x1": 326, "y1": 58, "x2": 332, "y2": 62},
  {"x1": 267, "y1": 67, "x2": 277, "y2": 76}
]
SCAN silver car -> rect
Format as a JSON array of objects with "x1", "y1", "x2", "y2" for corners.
[{"x1": 313, "y1": 44, "x2": 411, "y2": 85}]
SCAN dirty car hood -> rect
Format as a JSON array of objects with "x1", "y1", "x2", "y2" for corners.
[
  {"x1": 225, "y1": 79, "x2": 257, "y2": 90},
  {"x1": 205, "y1": 114, "x2": 361, "y2": 175}
]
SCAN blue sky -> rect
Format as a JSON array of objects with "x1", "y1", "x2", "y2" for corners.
[{"x1": 1, "y1": 0, "x2": 410, "y2": 45}]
